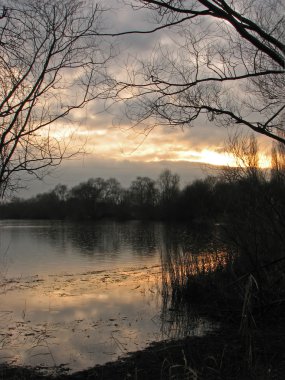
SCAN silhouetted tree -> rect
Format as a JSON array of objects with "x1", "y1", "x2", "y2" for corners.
[
  {"x1": 157, "y1": 169, "x2": 180, "y2": 218},
  {"x1": 116, "y1": 0, "x2": 285, "y2": 144},
  {"x1": 129, "y1": 176, "x2": 158, "y2": 218},
  {"x1": 0, "y1": 0, "x2": 111, "y2": 197},
  {"x1": 179, "y1": 177, "x2": 215, "y2": 222}
]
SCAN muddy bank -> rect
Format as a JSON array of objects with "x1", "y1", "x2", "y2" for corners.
[{"x1": 1, "y1": 319, "x2": 285, "y2": 380}]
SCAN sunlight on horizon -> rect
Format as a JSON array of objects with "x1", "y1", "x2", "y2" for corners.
[
  {"x1": 44, "y1": 123, "x2": 272, "y2": 169},
  {"x1": 172, "y1": 149, "x2": 271, "y2": 168}
]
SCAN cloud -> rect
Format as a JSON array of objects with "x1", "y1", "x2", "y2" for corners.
[
  {"x1": 58, "y1": 1, "x2": 272, "y2": 166},
  {"x1": 18, "y1": 155, "x2": 209, "y2": 198},
  {"x1": 17, "y1": 1, "x2": 274, "y2": 197}
]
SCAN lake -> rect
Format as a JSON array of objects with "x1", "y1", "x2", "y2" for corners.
[{"x1": 0, "y1": 220, "x2": 214, "y2": 374}]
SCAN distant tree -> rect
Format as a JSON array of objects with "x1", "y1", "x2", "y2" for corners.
[
  {"x1": 94, "y1": 178, "x2": 124, "y2": 218},
  {"x1": 103, "y1": 178, "x2": 123, "y2": 205},
  {"x1": 157, "y1": 169, "x2": 180, "y2": 218},
  {"x1": 129, "y1": 176, "x2": 158, "y2": 217},
  {"x1": 179, "y1": 177, "x2": 215, "y2": 221},
  {"x1": 52, "y1": 184, "x2": 68, "y2": 203},
  {"x1": 68, "y1": 178, "x2": 101, "y2": 219},
  {"x1": 67, "y1": 177, "x2": 124, "y2": 219},
  {"x1": 158, "y1": 169, "x2": 180, "y2": 202}
]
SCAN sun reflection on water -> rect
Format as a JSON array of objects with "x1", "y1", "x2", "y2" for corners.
[
  {"x1": 0, "y1": 264, "x2": 215, "y2": 374},
  {"x1": 0, "y1": 266, "x2": 160, "y2": 372}
]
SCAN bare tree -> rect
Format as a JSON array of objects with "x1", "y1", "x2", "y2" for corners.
[
  {"x1": 114, "y1": 0, "x2": 285, "y2": 144},
  {"x1": 157, "y1": 169, "x2": 180, "y2": 203},
  {"x1": 0, "y1": 0, "x2": 111, "y2": 197},
  {"x1": 220, "y1": 132, "x2": 264, "y2": 182},
  {"x1": 271, "y1": 117, "x2": 285, "y2": 182}
]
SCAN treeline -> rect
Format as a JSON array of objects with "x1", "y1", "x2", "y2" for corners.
[
  {"x1": 0, "y1": 162, "x2": 285, "y2": 223},
  {"x1": 0, "y1": 169, "x2": 202, "y2": 221}
]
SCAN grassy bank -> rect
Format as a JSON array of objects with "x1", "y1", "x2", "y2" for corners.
[{"x1": 159, "y1": 224, "x2": 285, "y2": 379}]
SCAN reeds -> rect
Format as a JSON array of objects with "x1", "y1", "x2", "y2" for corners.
[
  {"x1": 161, "y1": 238, "x2": 233, "y2": 307},
  {"x1": 160, "y1": 226, "x2": 285, "y2": 377}
]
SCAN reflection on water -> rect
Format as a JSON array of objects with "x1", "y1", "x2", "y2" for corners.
[
  {"x1": 0, "y1": 220, "x2": 160, "y2": 277},
  {"x1": 0, "y1": 221, "x2": 218, "y2": 373},
  {"x1": 0, "y1": 267, "x2": 163, "y2": 371}
]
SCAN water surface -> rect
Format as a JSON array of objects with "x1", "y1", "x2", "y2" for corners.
[
  {"x1": 0, "y1": 220, "x2": 214, "y2": 373},
  {"x1": 0, "y1": 220, "x2": 161, "y2": 277}
]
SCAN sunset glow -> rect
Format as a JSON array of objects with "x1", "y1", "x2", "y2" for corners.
[
  {"x1": 175, "y1": 149, "x2": 237, "y2": 166},
  {"x1": 43, "y1": 108, "x2": 273, "y2": 171},
  {"x1": 51, "y1": 124, "x2": 273, "y2": 169}
]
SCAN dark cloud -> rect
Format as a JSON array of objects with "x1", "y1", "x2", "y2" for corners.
[
  {"x1": 13, "y1": 1, "x2": 272, "y2": 198},
  {"x1": 18, "y1": 157, "x2": 208, "y2": 198}
]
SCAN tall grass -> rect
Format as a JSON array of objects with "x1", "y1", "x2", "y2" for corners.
[
  {"x1": 161, "y1": 235, "x2": 234, "y2": 308},
  {"x1": 160, "y1": 221, "x2": 285, "y2": 376}
]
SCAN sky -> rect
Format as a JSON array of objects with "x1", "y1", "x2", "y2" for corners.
[{"x1": 18, "y1": 0, "x2": 273, "y2": 198}]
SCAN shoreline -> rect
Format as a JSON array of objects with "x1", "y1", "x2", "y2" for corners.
[
  {"x1": 1, "y1": 266, "x2": 284, "y2": 379},
  {"x1": 1, "y1": 265, "x2": 213, "y2": 376},
  {"x1": 1, "y1": 319, "x2": 284, "y2": 380}
]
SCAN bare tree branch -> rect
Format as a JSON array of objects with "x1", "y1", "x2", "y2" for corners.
[
  {"x1": 112, "y1": 0, "x2": 285, "y2": 146},
  {"x1": 0, "y1": 0, "x2": 113, "y2": 197}
]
